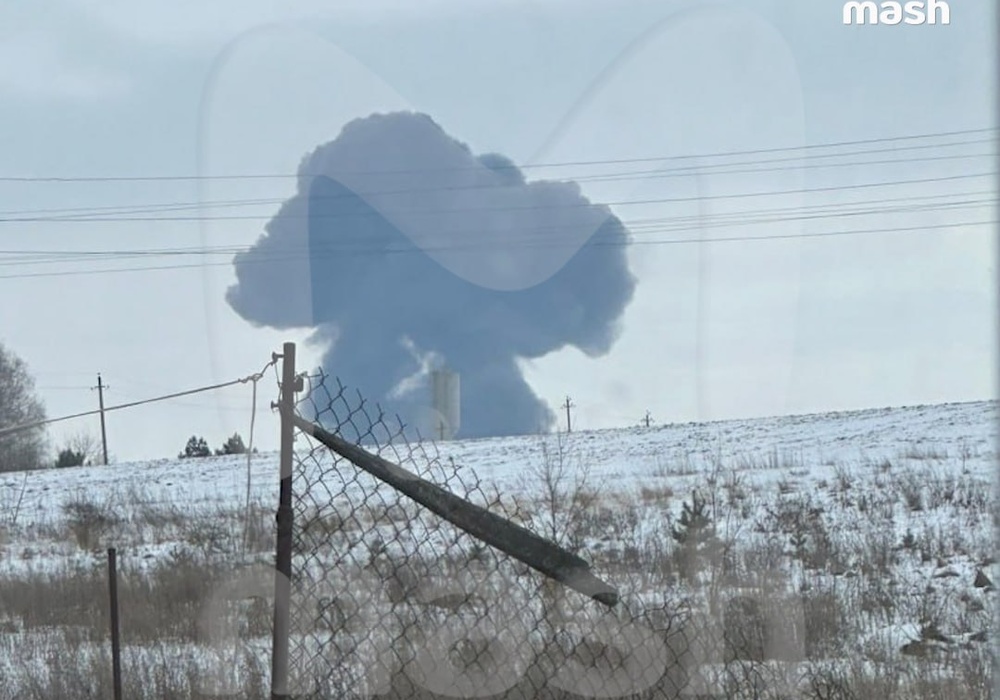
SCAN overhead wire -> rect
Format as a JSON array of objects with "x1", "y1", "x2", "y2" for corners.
[
  {"x1": 0, "y1": 218, "x2": 991, "y2": 281},
  {"x1": 0, "y1": 126, "x2": 993, "y2": 184},
  {"x1": 0, "y1": 197, "x2": 993, "y2": 270},
  {"x1": 1, "y1": 155, "x2": 995, "y2": 223},
  {"x1": 3, "y1": 137, "x2": 993, "y2": 221},
  {"x1": 0, "y1": 171, "x2": 994, "y2": 228},
  {"x1": 1, "y1": 188, "x2": 992, "y2": 258},
  {"x1": 112, "y1": 390, "x2": 263, "y2": 411},
  {"x1": 0, "y1": 358, "x2": 279, "y2": 440},
  {"x1": 0, "y1": 127, "x2": 992, "y2": 280}
]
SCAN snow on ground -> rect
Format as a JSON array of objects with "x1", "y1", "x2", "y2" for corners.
[
  {"x1": 4, "y1": 399, "x2": 990, "y2": 524},
  {"x1": 0, "y1": 399, "x2": 995, "y2": 698}
]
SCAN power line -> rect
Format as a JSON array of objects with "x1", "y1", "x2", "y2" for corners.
[
  {"x1": 520, "y1": 128, "x2": 997, "y2": 169},
  {"x1": 2, "y1": 151, "x2": 994, "y2": 222},
  {"x1": 0, "y1": 218, "x2": 991, "y2": 281},
  {"x1": 2, "y1": 197, "x2": 992, "y2": 270},
  {"x1": 0, "y1": 193, "x2": 996, "y2": 232},
  {"x1": 112, "y1": 389, "x2": 268, "y2": 411},
  {"x1": 3, "y1": 189, "x2": 993, "y2": 234},
  {"x1": 2, "y1": 189, "x2": 992, "y2": 267},
  {"x1": 0, "y1": 126, "x2": 992, "y2": 183},
  {"x1": 0, "y1": 359, "x2": 278, "y2": 440},
  {"x1": 0, "y1": 171, "x2": 994, "y2": 228},
  {"x1": 0, "y1": 156, "x2": 992, "y2": 280},
  {"x1": 35, "y1": 385, "x2": 95, "y2": 391},
  {"x1": 4, "y1": 135, "x2": 992, "y2": 221},
  {"x1": 37, "y1": 378, "x2": 267, "y2": 407},
  {"x1": 568, "y1": 150, "x2": 996, "y2": 186},
  {"x1": 0, "y1": 181, "x2": 996, "y2": 246}
]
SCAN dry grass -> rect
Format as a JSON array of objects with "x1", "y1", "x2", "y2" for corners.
[{"x1": 0, "y1": 438, "x2": 993, "y2": 698}]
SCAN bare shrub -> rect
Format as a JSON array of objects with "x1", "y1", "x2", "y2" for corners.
[
  {"x1": 722, "y1": 595, "x2": 768, "y2": 663},
  {"x1": 801, "y1": 661, "x2": 858, "y2": 700},
  {"x1": 857, "y1": 574, "x2": 896, "y2": 623},
  {"x1": 741, "y1": 535, "x2": 786, "y2": 575},
  {"x1": 801, "y1": 590, "x2": 849, "y2": 659},
  {"x1": 131, "y1": 501, "x2": 188, "y2": 532},
  {"x1": 62, "y1": 497, "x2": 120, "y2": 550},
  {"x1": 833, "y1": 464, "x2": 854, "y2": 493},
  {"x1": 652, "y1": 452, "x2": 700, "y2": 477},
  {"x1": 184, "y1": 520, "x2": 234, "y2": 553},
  {"x1": 854, "y1": 525, "x2": 899, "y2": 579},
  {"x1": 2, "y1": 632, "x2": 262, "y2": 700},
  {"x1": 902, "y1": 443, "x2": 949, "y2": 461},
  {"x1": 241, "y1": 501, "x2": 276, "y2": 553},
  {"x1": 520, "y1": 436, "x2": 600, "y2": 556},
  {"x1": 299, "y1": 509, "x2": 349, "y2": 542},
  {"x1": 895, "y1": 470, "x2": 925, "y2": 512},
  {"x1": 639, "y1": 484, "x2": 674, "y2": 505}
]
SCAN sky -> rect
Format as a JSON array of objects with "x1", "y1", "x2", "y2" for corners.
[{"x1": 0, "y1": 0, "x2": 995, "y2": 463}]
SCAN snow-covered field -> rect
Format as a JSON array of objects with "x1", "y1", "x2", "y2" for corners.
[{"x1": 0, "y1": 399, "x2": 996, "y2": 698}]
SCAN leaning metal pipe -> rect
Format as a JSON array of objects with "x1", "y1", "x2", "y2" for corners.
[{"x1": 292, "y1": 415, "x2": 619, "y2": 608}]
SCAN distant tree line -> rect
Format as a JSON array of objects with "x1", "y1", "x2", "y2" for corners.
[
  {"x1": 52, "y1": 431, "x2": 257, "y2": 467},
  {"x1": 178, "y1": 432, "x2": 257, "y2": 459},
  {"x1": 0, "y1": 339, "x2": 265, "y2": 471}
]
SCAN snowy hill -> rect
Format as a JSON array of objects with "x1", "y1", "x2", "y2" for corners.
[
  {"x1": 4, "y1": 399, "x2": 994, "y2": 525},
  {"x1": 0, "y1": 398, "x2": 995, "y2": 698}
]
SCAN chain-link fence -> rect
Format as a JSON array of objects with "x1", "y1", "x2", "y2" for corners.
[{"x1": 276, "y1": 366, "x2": 807, "y2": 699}]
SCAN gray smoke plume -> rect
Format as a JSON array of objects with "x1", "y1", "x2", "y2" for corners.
[{"x1": 226, "y1": 111, "x2": 636, "y2": 438}]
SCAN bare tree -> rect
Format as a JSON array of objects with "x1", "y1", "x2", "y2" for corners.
[
  {"x1": 0, "y1": 343, "x2": 47, "y2": 472},
  {"x1": 67, "y1": 431, "x2": 102, "y2": 466},
  {"x1": 521, "y1": 433, "x2": 599, "y2": 556},
  {"x1": 55, "y1": 430, "x2": 102, "y2": 467}
]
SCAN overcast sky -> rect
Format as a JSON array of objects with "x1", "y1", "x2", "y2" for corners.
[{"x1": 0, "y1": 0, "x2": 995, "y2": 463}]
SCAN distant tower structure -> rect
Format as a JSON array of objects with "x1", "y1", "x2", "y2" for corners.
[{"x1": 429, "y1": 367, "x2": 461, "y2": 440}]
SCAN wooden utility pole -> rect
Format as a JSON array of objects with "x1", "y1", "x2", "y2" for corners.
[
  {"x1": 642, "y1": 410, "x2": 653, "y2": 428},
  {"x1": 92, "y1": 374, "x2": 109, "y2": 465},
  {"x1": 562, "y1": 396, "x2": 574, "y2": 433}
]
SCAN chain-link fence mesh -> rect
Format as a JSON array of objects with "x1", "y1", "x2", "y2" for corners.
[{"x1": 280, "y1": 369, "x2": 808, "y2": 699}]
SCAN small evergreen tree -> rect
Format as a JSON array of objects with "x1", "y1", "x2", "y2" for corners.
[
  {"x1": 671, "y1": 490, "x2": 715, "y2": 547},
  {"x1": 179, "y1": 436, "x2": 211, "y2": 459},
  {"x1": 671, "y1": 490, "x2": 722, "y2": 583},
  {"x1": 55, "y1": 448, "x2": 86, "y2": 468},
  {"x1": 215, "y1": 432, "x2": 248, "y2": 456}
]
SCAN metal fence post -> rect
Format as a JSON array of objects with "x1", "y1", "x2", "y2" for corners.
[
  {"x1": 107, "y1": 547, "x2": 123, "y2": 700},
  {"x1": 271, "y1": 342, "x2": 296, "y2": 699}
]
